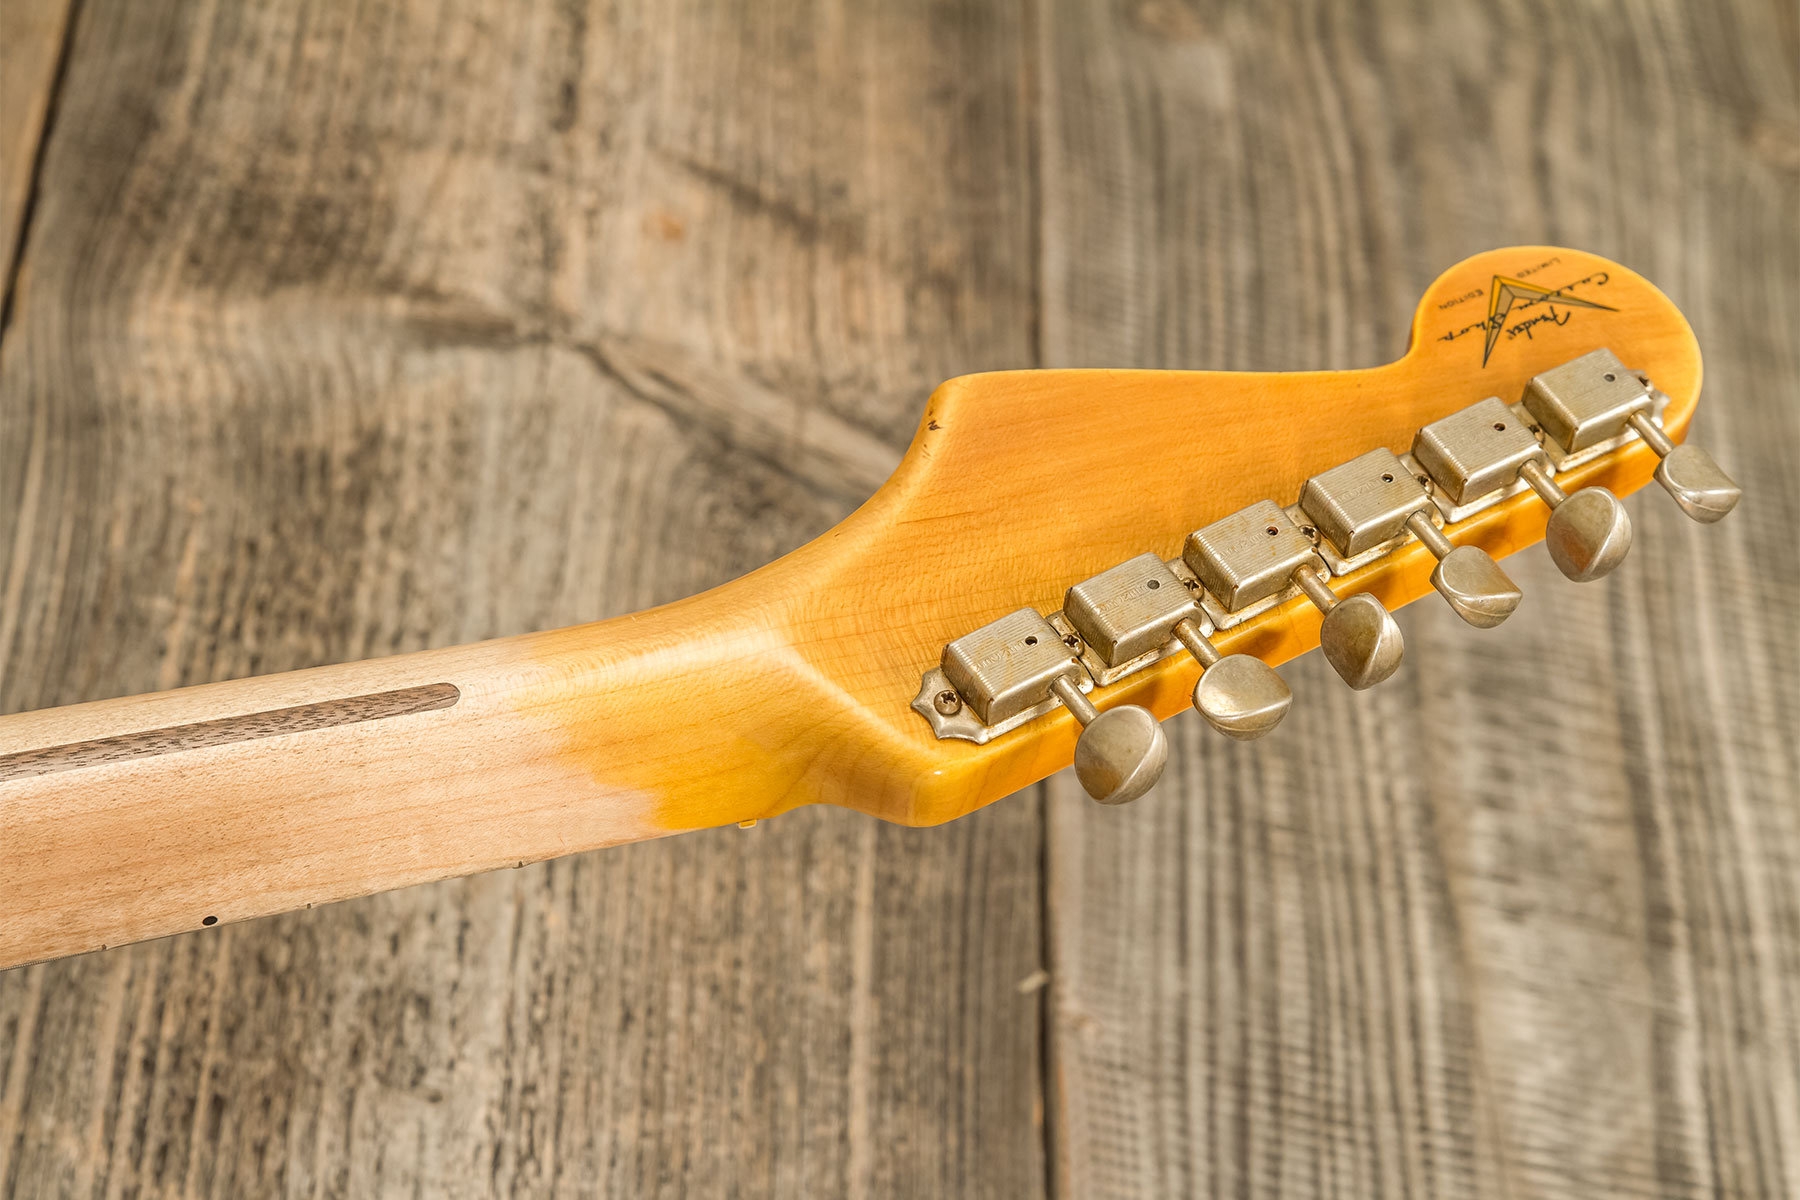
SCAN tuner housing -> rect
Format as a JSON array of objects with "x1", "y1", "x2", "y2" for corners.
[
  {"x1": 1063, "y1": 554, "x2": 1200, "y2": 668},
  {"x1": 1299, "y1": 448, "x2": 1435, "y2": 561},
  {"x1": 1412, "y1": 396, "x2": 1550, "y2": 507},
  {"x1": 939, "y1": 608, "x2": 1084, "y2": 727},
  {"x1": 1523, "y1": 347, "x2": 1653, "y2": 454},
  {"x1": 1185, "y1": 500, "x2": 1317, "y2": 613}
]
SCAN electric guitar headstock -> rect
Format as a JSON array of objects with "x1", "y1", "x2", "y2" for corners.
[
  {"x1": 0, "y1": 244, "x2": 1744, "y2": 966},
  {"x1": 838, "y1": 244, "x2": 1736, "y2": 810}
]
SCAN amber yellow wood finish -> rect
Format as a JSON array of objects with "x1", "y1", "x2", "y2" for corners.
[{"x1": 0, "y1": 246, "x2": 1700, "y2": 966}]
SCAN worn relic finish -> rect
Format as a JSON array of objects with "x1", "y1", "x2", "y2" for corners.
[{"x1": 0, "y1": 246, "x2": 1702, "y2": 966}]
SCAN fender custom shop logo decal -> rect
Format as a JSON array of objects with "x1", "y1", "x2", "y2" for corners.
[{"x1": 1434, "y1": 257, "x2": 1618, "y2": 366}]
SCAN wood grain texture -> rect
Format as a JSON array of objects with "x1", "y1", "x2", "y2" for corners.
[
  {"x1": 0, "y1": 241, "x2": 1708, "y2": 967},
  {"x1": 0, "y1": 0, "x2": 73, "y2": 306},
  {"x1": 0, "y1": 682, "x2": 459, "y2": 781},
  {"x1": 1039, "y1": 1, "x2": 1800, "y2": 1198},
  {"x1": 1, "y1": 0, "x2": 1795, "y2": 1197},
  {"x1": 0, "y1": 0, "x2": 1044, "y2": 1194}
]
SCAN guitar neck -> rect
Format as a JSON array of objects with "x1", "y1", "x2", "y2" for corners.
[
  {"x1": 2, "y1": 245, "x2": 1722, "y2": 967},
  {"x1": 0, "y1": 581, "x2": 818, "y2": 967}
]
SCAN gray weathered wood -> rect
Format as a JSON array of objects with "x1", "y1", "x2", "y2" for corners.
[
  {"x1": 1039, "y1": 1, "x2": 1800, "y2": 1197},
  {"x1": 0, "y1": 0, "x2": 73, "y2": 304},
  {"x1": 3, "y1": 0, "x2": 1797, "y2": 1196},
  {"x1": 0, "y1": 2, "x2": 1044, "y2": 1196}
]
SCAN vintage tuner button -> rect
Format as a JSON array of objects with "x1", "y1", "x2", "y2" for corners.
[
  {"x1": 1171, "y1": 623, "x2": 1291, "y2": 740},
  {"x1": 1525, "y1": 348, "x2": 1740, "y2": 523},
  {"x1": 1517, "y1": 460, "x2": 1633, "y2": 582},
  {"x1": 1048, "y1": 675, "x2": 1167, "y2": 805},
  {"x1": 1185, "y1": 499, "x2": 1403, "y2": 690},
  {"x1": 1400, "y1": 511, "x2": 1521, "y2": 628},
  {"x1": 1300, "y1": 447, "x2": 1517, "y2": 628},
  {"x1": 1627, "y1": 412, "x2": 1742, "y2": 523},
  {"x1": 1290, "y1": 564, "x2": 1405, "y2": 689},
  {"x1": 1063, "y1": 553, "x2": 1289, "y2": 741}
]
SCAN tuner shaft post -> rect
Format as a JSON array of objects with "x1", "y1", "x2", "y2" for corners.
[
  {"x1": 1291, "y1": 562, "x2": 1340, "y2": 613},
  {"x1": 1518, "y1": 458, "x2": 1568, "y2": 508},
  {"x1": 1048, "y1": 675, "x2": 1099, "y2": 725},
  {"x1": 1627, "y1": 410, "x2": 1676, "y2": 458},
  {"x1": 1171, "y1": 618, "x2": 1221, "y2": 668}
]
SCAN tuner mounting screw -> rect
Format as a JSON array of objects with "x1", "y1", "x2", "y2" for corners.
[{"x1": 934, "y1": 689, "x2": 962, "y2": 716}]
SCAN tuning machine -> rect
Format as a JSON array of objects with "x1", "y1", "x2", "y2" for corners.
[
  {"x1": 917, "y1": 608, "x2": 1166, "y2": 804},
  {"x1": 1413, "y1": 395, "x2": 1632, "y2": 582},
  {"x1": 1061, "y1": 553, "x2": 1290, "y2": 741},
  {"x1": 1524, "y1": 348, "x2": 1741, "y2": 524},
  {"x1": 1299, "y1": 449, "x2": 1521, "y2": 629},
  {"x1": 912, "y1": 344, "x2": 1743, "y2": 795},
  {"x1": 1185, "y1": 500, "x2": 1405, "y2": 690}
]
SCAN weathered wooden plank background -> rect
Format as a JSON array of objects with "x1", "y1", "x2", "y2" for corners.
[{"x1": 1, "y1": 0, "x2": 1794, "y2": 1196}]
